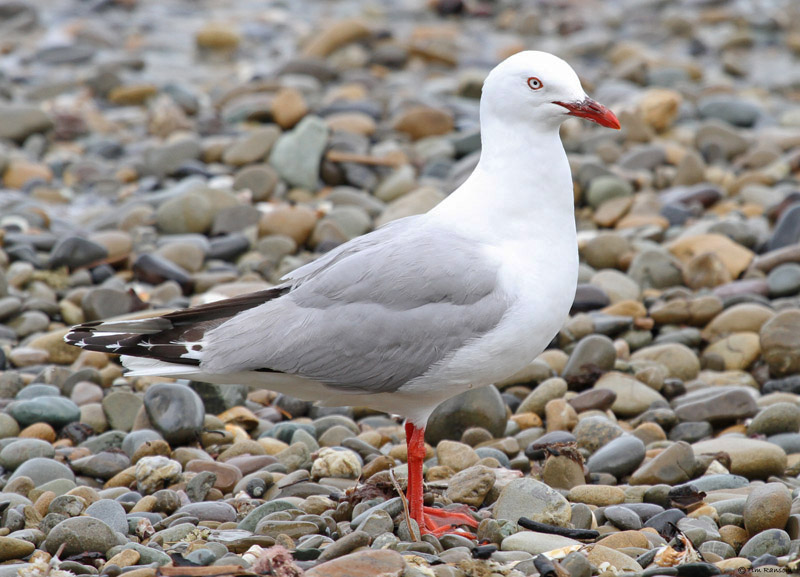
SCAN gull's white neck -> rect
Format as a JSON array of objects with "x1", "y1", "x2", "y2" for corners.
[{"x1": 429, "y1": 115, "x2": 575, "y2": 245}]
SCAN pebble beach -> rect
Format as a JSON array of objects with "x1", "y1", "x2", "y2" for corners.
[{"x1": 2, "y1": 0, "x2": 800, "y2": 575}]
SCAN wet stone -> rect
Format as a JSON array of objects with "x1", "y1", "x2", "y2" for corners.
[
  {"x1": 630, "y1": 441, "x2": 697, "y2": 485},
  {"x1": 525, "y1": 431, "x2": 577, "y2": 460},
  {"x1": 767, "y1": 263, "x2": 800, "y2": 298},
  {"x1": 143, "y1": 383, "x2": 205, "y2": 445},
  {"x1": 44, "y1": 516, "x2": 119, "y2": 556},
  {"x1": 669, "y1": 421, "x2": 713, "y2": 443},
  {"x1": 739, "y1": 528, "x2": 790, "y2": 558},
  {"x1": 562, "y1": 335, "x2": 617, "y2": 383},
  {"x1": 494, "y1": 478, "x2": 571, "y2": 526},
  {"x1": 48, "y1": 236, "x2": 108, "y2": 269},
  {"x1": 673, "y1": 387, "x2": 758, "y2": 424},
  {"x1": 586, "y1": 434, "x2": 646, "y2": 479},
  {"x1": 743, "y1": 483, "x2": 791, "y2": 537},
  {"x1": 9, "y1": 458, "x2": 75, "y2": 485},
  {"x1": 425, "y1": 386, "x2": 507, "y2": 445},
  {"x1": 748, "y1": 402, "x2": 800, "y2": 436},
  {"x1": 8, "y1": 396, "x2": 80, "y2": 428},
  {"x1": 574, "y1": 416, "x2": 624, "y2": 453},
  {"x1": 85, "y1": 499, "x2": 128, "y2": 534},
  {"x1": 0, "y1": 438, "x2": 55, "y2": 469},
  {"x1": 178, "y1": 502, "x2": 237, "y2": 523}
]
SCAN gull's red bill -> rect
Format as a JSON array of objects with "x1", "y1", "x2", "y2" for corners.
[{"x1": 554, "y1": 97, "x2": 621, "y2": 130}]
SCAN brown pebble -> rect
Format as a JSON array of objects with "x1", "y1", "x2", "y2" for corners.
[
  {"x1": 601, "y1": 300, "x2": 647, "y2": 318},
  {"x1": 632, "y1": 422, "x2": 667, "y2": 445},
  {"x1": 638, "y1": 88, "x2": 682, "y2": 131},
  {"x1": 325, "y1": 112, "x2": 376, "y2": 135},
  {"x1": 198, "y1": 520, "x2": 221, "y2": 529},
  {"x1": 130, "y1": 495, "x2": 157, "y2": 513},
  {"x1": 302, "y1": 19, "x2": 371, "y2": 58},
  {"x1": 132, "y1": 440, "x2": 172, "y2": 464},
  {"x1": 206, "y1": 488, "x2": 224, "y2": 501},
  {"x1": 593, "y1": 195, "x2": 633, "y2": 227},
  {"x1": 218, "y1": 439, "x2": 267, "y2": 461},
  {"x1": 186, "y1": 460, "x2": 243, "y2": 494},
  {"x1": 223, "y1": 455, "x2": 278, "y2": 475},
  {"x1": 271, "y1": 87, "x2": 309, "y2": 129},
  {"x1": 393, "y1": 106, "x2": 454, "y2": 140},
  {"x1": 19, "y1": 422, "x2": 56, "y2": 442},
  {"x1": 426, "y1": 465, "x2": 455, "y2": 481},
  {"x1": 509, "y1": 412, "x2": 543, "y2": 429},
  {"x1": 33, "y1": 491, "x2": 56, "y2": 517},
  {"x1": 258, "y1": 437, "x2": 289, "y2": 455},
  {"x1": 23, "y1": 505, "x2": 42, "y2": 528},
  {"x1": 683, "y1": 252, "x2": 732, "y2": 289},
  {"x1": 67, "y1": 447, "x2": 92, "y2": 461},
  {"x1": 461, "y1": 427, "x2": 494, "y2": 446},
  {"x1": 687, "y1": 504, "x2": 719, "y2": 520},
  {"x1": 356, "y1": 431, "x2": 383, "y2": 448},
  {"x1": 104, "y1": 466, "x2": 137, "y2": 489},
  {"x1": 596, "y1": 530, "x2": 649, "y2": 550},
  {"x1": 719, "y1": 525, "x2": 748, "y2": 552},
  {"x1": 541, "y1": 455, "x2": 585, "y2": 490},
  {"x1": 743, "y1": 482, "x2": 791, "y2": 537},
  {"x1": 218, "y1": 406, "x2": 260, "y2": 430},
  {"x1": 4, "y1": 476, "x2": 34, "y2": 497},
  {"x1": 567, "y1": 484, "x2": 626, "y2": 506},
  {"x1": 109, "y1": 84, "x2": 158, "y2": 106},
  {"x1": 616, "y1": 214, "x2": 669, "y2": 230},
  {"x1": 66, "y1": 486, "x2": 100, "y2": 506},
  {"x1": 361, "y1": 455, "x2": 395, "y2": 478},
  {"x1": 568, "y1": 389, "x2": 617, "y2": 413},
  {"x1": 99, "y1": 364, "x2": 124, "y2": 385},
  {"x1": 258, "y1": 204, "x2": 318, "y2": 244},
  {"x1": 668, "y1": 233, "x2": 754, "y2": 278},
  {"x1": 104, "y1": 549, "x2": 140, "y2": 570},
  {"x1": 304, "y1": 549, "x2": 405, "y2": 577},
  {"x1": 2, "y1": 159, "x2": 53, "y2": 189},
  {"x1": 388, "y1": 444, "x2": 408, "y2": 462},
  {"x1": 544, "y1": 398, "x2": 578, "y2": 432},
  {"x1": 195, "y1": 22, "x2": 241, "y2": 50},
  {"x1": 73, "y1": 349, "x2": 111, "y2": 370},
  {"x1": 118, "y1": 569, "x2": 156, "y2": 577}
]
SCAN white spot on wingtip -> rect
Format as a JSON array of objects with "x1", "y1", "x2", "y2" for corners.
[{"x1": 93, "y1": 331, "x2": 126, "y2": 338}]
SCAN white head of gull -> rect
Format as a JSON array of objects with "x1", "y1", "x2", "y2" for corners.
[{"x1": 65, "y1": 50, "x2": 620, "y2": 537}]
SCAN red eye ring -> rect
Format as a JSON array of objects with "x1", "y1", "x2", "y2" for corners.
[{"x1": 527, "y1": 77, "x2": 543, "y2": 90}]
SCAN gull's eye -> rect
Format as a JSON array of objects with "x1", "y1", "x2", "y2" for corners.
[{"x1": 527, "y1": 77, "x2": 543, "y2": 90}]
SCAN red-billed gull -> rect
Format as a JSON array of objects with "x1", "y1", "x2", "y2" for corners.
[{"x1": 66, "y1": 50, "x2": 620, "y2": 536}]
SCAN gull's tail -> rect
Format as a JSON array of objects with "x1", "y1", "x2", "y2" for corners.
[{"x1": 63, "y1": 287, "x2": 288, "y2": 371}]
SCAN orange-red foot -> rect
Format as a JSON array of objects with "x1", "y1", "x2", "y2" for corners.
[
  {"x1": 422, "y1": 505, "x2": 479, "y2": 539},
  {"x1": 404, "y1": 422, "x2": 479, "y2": 539}
]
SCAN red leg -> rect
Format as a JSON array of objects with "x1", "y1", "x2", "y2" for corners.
[
  {"x1": 405, "y1": 421, "x2": 426, "y2": 531},
  {"x1": 405, "y1": 422, "x2": 478, "y2": 538}
]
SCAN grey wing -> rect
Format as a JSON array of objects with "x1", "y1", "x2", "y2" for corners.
[
  {"x1": 279, "y1": 217, "x2": 410, "y2": 287},
  {"x1": 200, "y1": 221, "x2": 510, "y2": 393}
]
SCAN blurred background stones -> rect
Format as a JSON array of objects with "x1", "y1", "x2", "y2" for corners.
[{"x1": 0, "y1": 0, "x2": 800, "y2": 575}]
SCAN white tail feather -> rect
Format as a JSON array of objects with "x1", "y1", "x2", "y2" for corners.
[{"x1": 120, "y1": 355, "x2": 200, "y2": 377}]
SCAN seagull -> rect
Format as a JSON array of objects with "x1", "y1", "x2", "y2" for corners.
[{"x1": 65, "y1": 50, "x2": 620, "y2": 537}]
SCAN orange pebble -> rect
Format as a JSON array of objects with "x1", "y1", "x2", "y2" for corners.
[{"x1": 19, "y1": 422, "x2": 56, "y2": 442}]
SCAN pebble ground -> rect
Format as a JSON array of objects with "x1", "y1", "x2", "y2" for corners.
[{"x1": 1, "y1": 0, "x2": 800, "y2": 576}]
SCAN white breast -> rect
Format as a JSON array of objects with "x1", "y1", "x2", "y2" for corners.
[{"x1": 401, "y1": 233, "x2": 577, "y2": 399}]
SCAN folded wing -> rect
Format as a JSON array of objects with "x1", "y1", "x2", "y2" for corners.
[{"x1": 66, "y1": 218, "x2": 510, "y2": 394}]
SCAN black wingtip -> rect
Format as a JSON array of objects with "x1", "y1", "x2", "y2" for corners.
[{"x1": 62, "y1": 286, "x2": 288, "y2": 365}]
